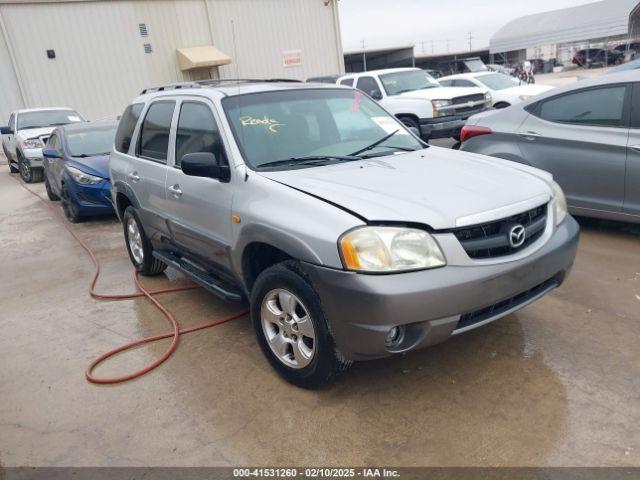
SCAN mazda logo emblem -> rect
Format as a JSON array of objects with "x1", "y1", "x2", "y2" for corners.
[{"x1": 509, "y1": 224, "x2": 526, "y2": 248}]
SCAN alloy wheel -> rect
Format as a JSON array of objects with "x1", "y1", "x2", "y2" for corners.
[
  {"x1": 261, "y1": 288, "x2": 316, "y2": 369},
  {"x1": 127, "y1": 216, "x2": 144, "y2": 264}
]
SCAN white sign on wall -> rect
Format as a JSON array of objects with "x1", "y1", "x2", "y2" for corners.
[{"x1": 282, "y1": 50, "x2": 303, "y2": 68}]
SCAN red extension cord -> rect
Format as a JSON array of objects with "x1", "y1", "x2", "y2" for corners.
[{"x1": 14, "y1": 177, "x2": 248, "y2": 384}]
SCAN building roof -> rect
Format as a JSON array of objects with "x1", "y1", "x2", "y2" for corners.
[{"x1": 490, "y1": 0, "x2": 638, "y2": 53}]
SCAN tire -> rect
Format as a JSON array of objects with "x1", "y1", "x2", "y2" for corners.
[
  {"x1": 122, "y1": 206, "x2": 167, "y2": 275},
  {"x1": 3, "y1": 145, "x2": 18, "y2": 173},
  {"x1": 60, "y1": 182, "x2": 82, "y2": 223},
  {"x1": 398, "y1": 115, "x2": 419, "y2": 131},
  {"x1": 45, "y1": 176, "x2": 60, "y2": 201},
  {"x1": 251, "y1": 260, "x2": 351, "y2": 388}
]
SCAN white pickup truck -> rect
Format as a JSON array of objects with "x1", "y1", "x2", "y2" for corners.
[
  {"x1": 336, "y1": 68, "x2": 491, "y2": 140},
  {"x1": 1, "y1": 108, "x2": 84, "y2": 182}
]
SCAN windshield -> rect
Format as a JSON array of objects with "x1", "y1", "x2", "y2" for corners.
[
  {"x1": 222, "y1": 88, "x2": 423, "y2": 169},
  {"x1": 17, "y1": 110, "x2": 83, "y2": 130},
  {"x1": 476, "y1": 73, "x2": 520, "y2": 91},
  {"x1": 378, "y1": 70, "x2": 440, "y2": 96},
  {"x1": 67, "y1": 127, "x2": 116, "y2": 157}
]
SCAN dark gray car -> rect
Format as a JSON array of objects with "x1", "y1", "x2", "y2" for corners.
[{"x1": 460, "y1": 71, "x2": 640, "y2": 224}]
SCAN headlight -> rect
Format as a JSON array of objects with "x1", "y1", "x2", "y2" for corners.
[
  {"x1": 431, "y1": 99, "x2": 452, "y2": 117},
  {"x1": 22, "y1": 138, "x2": 44, "y2": 149},
  {"x1": 551, "y1": 181, "x2": 567, "y2": 225},
  {"x1": 66, "y1": 166, "x2": 103, "y2": 185},
  {"x1": 484, "y1": 92, "x2": 492, "y2": 102},
  {"x1": 518, "y1": 94, "x2": 530, "y2": 101},
  {"x1": 339, "y1": 226, "x2": 446, "y2": 273}
]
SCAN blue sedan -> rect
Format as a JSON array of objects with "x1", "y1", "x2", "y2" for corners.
[{"x1": 42, "y1": 121, "x2": 117, "y2": 222}]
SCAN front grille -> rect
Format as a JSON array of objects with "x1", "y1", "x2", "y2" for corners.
[
  {"x1": 452, "y1": 94, "x2": 485, "y2": 105},
  {"x1": 453, "y1": 204, "x2": 547, "y2": 259},
  {"x1": 455, "y1": 277, "x2": 559, "y2": 331}
]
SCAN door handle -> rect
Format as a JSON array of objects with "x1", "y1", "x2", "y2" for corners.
[
  {"x1": 168, "y1": 184, "x2": 182, "y2": 198},
  {"x1": 518, "y1": 131, "x2": 541, "y2": 140},
  {"x1": 629, "y1": 144, "x2": 640, "y2": 153},
  {"x1": 128, "y1": 171, "x2": 140, "y2": 182}
]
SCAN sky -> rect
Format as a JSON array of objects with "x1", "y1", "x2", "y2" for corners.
[{"x1": 338, "y1": 0, "x2": 599, "y2": 54}]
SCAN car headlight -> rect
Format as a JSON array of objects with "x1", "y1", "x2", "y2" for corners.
[
  {"x1": 66, "y1": 165, "x2": 103, "y2": 185},
  {"x1": 339, "y1": 226, "x2": 446, "y2": 273},
  {"x1": 21, "y1": 138, "x2": 44, "y2": 149},
  {"x1": 518, "y1": 94, "x2": 530, "y2": 101},
  {"x1": 431, "y1": 99, "x2": 452, "y2": 117},
  {"x1": 551, "y1": 181, "x2": 567, "y2": 225},
  {"x1": 484, "y1": 92, "x2": 492, "y2": 102}
]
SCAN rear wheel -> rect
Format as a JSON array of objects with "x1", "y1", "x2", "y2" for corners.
[
  {"x1": 60, "y1": 182, "x2": 82, "y2": 223},
  {"x1": 122, "y1": 206, "x2": 167, "y2": 275},
  {"x1": 251, "y1": 260, "x2": 351, "y2": 388}
]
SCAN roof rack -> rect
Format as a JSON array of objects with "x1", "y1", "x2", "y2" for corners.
[
  {"x1": 140, "y1": 78, "x2": 303, "y2": 94},
  {"x1": 140, "y1": 82, "x2": 202, "y2": 94}
]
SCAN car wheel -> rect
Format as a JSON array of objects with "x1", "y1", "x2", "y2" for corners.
[
  {"x1": 60, "y1": 182, "x2": 82, "y2": 223},
  {"x1": 18, "y1": 154, "x2": 33, "y2": 183},
  {"x1": 45, "y1": 176, "x2": 60, "y2": 201},
  {"x1": 398, "y1": 116, "x2": 419, "y2": 131},
  {"x1": 251, "y1": 260, "x2": 351, "y2": 388},
  {"x1": 122, "y1": 206, "x2": 167, "y2": 275}
]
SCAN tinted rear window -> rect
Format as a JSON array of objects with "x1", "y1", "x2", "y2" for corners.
[
  {"x1": 137, "y1": 101, "x2": 175, "y2": 162},
  {"x1": 114, "y1": 103, "x2": 143, "y2": 153}
]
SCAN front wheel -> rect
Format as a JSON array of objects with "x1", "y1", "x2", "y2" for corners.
[
  {"x1": 251, "y1": 261, "x2": 351, "y2": 388},
  {"x1": 122, "y1": 206, "x2": 167, "y2": 275},
  {"x1": 60, "y1": 182, "x2": 82, "y2": 223}
]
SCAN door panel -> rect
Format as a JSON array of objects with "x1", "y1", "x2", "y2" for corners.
[
  {"x1": 517, "y1": 85, "x2": 629, "y2": 213},
  {"x1": 164, "y1": 99, "x2": 234, "y2": 273},
  {"x1": 625, "y1": 83, "x2": 640, "y2": 216}
]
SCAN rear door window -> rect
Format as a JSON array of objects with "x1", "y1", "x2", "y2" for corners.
[
  {"x1": 339, "y1": 78, "x2": 354, "y2": 87},
  {"x1": 137, "y1": 101, "x2": 175, "y2": 162},
  {"x1": 537, "y1": 86, "x2": 628, "y2": 127},
  {"x1": 114, "y1": 103, "x2": 143, "y2": 153}
]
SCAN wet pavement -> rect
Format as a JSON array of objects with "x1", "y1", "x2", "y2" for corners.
[{"x1": 1, "y1": 163, "x2": 639, "y2": 467}]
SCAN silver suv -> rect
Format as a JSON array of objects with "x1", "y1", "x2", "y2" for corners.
[{"x1": 110, "y1": 80, "x2": 579, "y2": 387}]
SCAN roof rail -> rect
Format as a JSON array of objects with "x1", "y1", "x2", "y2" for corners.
[
  {"x1": 140, "y1": 82, "x2": 202, "y2": 94},
  {"x1": 195, "y1": 78, "x2": 303, "y2": 86}
]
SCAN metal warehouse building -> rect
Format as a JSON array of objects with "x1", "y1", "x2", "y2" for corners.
[
  {"x1": 489, "y1": 0, "x2": 640, "y2": 65},
  {"x1": 0, "y1": 0, "x2": 344, "y2": 121}
]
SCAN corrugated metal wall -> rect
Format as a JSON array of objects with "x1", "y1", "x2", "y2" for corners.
[{"x1": 0, "y1": 0, "x2": 343, "y2": 122}]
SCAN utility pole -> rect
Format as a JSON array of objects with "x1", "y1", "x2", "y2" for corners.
[
  {"x1": 446, "y1": 39, "x2": 450, "y2": 53},
  {"x1": 431, "y1": 40, "x2": 434, "y2": 54},
  {"x1": 468, "y1": 31, "x2": 473, "y2": 51},
  {"x1": 420, "y1": 41, "x2": 425, "y2": 54},
  {"x1": 361, "y1": 39, "x2": 367, "y2": 71}
]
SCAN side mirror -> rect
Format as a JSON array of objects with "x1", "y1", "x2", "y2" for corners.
[
  {"x1": 181, "y1": 152, "x2": 229, "y2": 181},
  {"x1": 370, "y1": 89, "x2": 383, "y2": 101},
  {"x1": 42, "y1": 148, "x2": 62, "y2": 159},
  {"x1": 0, "y1": 126, "x2": 13, "y2": 135}
]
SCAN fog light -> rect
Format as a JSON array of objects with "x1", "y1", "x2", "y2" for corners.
[{"x1": 385, "y1": 326, "x2": 403, "y2": 348}]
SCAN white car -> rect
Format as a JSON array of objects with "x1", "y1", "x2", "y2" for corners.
[
  {"x1": 1, "y1": 108, "x2": 85, "y2": 182},
  {"x1": 439, "y1": 72, "x2": 554, "y2": 109},
  {"x1": 336, "y1": 68, "x2": 491, "y2": 140}
]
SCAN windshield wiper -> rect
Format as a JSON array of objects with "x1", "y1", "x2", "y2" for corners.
[
  {"x1": 349, "y1": 130, "x2": 400, "y2": 156},
  {"x1": 258, "y1": 155, "x2": 361, "y2": 169}
]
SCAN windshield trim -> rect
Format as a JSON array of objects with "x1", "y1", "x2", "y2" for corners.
[
  {"x1": 378, "y1": 70, "x2": 440, "y2": 96},
  {"x1": 221, "y1": 87, "x2": 426, "y2": 172}
]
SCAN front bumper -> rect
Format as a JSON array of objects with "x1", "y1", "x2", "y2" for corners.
[
  {"x1": 419, "y1": 107, "x2": 488, "y2": 139},
  {"x1": 302, "y1": 216, "x2": 579, "y2": 361},
  {"x1": 66, "y1": 177, "x2": 114, "y2": 215}
]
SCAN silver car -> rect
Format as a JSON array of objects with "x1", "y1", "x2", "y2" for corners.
[
  {"x1": 110, "y1": 80, "x2": 579, "y2": 387},
  {"x1": 460, "y1": 71, "x2": 640, "y2": 224}
]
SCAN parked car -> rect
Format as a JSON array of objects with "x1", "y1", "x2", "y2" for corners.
[
  {"x1": 1, "y1": 108, "x2": 85, "y2": 183},
  {"x1": 337, "y1": 68, "x2": 491, "y2": 140},
  {"x1": 306, "y1": 75, "x2": 341, "y2": 84},
  {"x1": 459, "y1": 71, "x2": 639, "y2": 224},
  {"x1": 110, "y1": 80, "x2": 578, "y2": 387},
  {"x1": 423, "y1": 69, "x2": 443, "y2": 79},
  {"x1": 487, "y1": 64, "x2": 515, "y2": 75},
  {"x1": 572, "y1": 48, "x2": 623, "y2": 67},
  {"x1": 608, "y1": 58, "x2": 640, "y2": 73},
  {"x1": 42, "y1": 121, "x2": 116, "y2": 222},
  {"x1": 614, "y1": 42, "x2": 640, "y2": 58},
  {"x1": 439, "y1": 72, "x2": 554, "y2": 108}
]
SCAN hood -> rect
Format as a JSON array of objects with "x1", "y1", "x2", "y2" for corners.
[
  {"x1": 69, "y1": 154, "x2": 110, "y2": 179},
  {"x1": 502, "y1": 84, "x2": 554, "y2": 97},
  {"x1": 17, "y1": 126, "x2": 56, "y2": 140},
  {"x1": 397, "y1": 86, "x2": 484, "y2": 101},
  {"x1": 258, "y1": 148, "x2": 552, "y2": 230}
]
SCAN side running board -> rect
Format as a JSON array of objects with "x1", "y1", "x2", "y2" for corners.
[{"x1": 153, "y1": 250, "x2": 243, "y2": 303}]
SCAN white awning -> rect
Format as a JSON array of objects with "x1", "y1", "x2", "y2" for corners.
[{"x1": 176, "y1": 45, "x2": 232, "y2": 71}]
